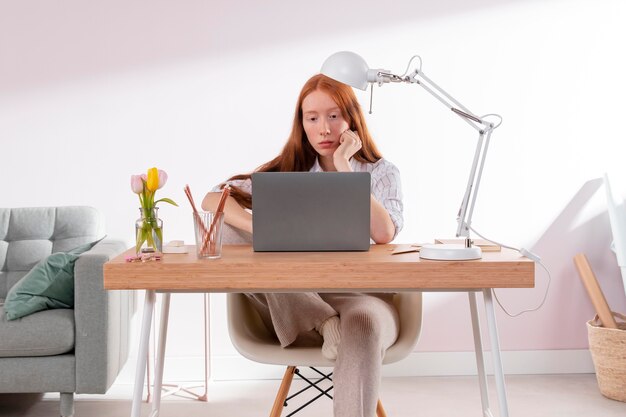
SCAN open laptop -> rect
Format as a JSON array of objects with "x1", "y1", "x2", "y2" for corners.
[{"x1": 252, "y1": 172, "x2": 371, "y2": 251}]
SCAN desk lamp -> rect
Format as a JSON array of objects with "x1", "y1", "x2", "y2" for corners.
[{"x1": 321, "y1": 51, "x2": 502, "y2": 260}]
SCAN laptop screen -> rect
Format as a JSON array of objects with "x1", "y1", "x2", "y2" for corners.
[{"x1": 252, "y1": 172, "x2": 371, "y2": 251}]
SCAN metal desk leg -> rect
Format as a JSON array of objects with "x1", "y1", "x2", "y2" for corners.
[
  {"x1": 131, "y1": 290, "x2": 156, "y2": 417},
  {"x1": 150, "y1": 293, "x2": 171, "y2": 417},
  {"x1": 145, "y1": 293, "x2": 210, "y2": 403},
  {"x1": 483, "y1": 288, "x2": 509, "y2": 417},
  {"x1": 199, "y1": 293, "x2": 211, "y2": 401},
  {"x1": 469, "y1": 291, "x2": 493, "y2": 417},
  {"x1": 159, "y1": 293, "x2": 211, "y2": 401}
]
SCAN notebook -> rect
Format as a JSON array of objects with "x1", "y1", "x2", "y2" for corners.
[{"x1": 251, "y1": 172, "x2": 371, "y2": 251}]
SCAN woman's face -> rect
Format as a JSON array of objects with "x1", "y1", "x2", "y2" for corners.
[{"x1": 301, "y1": 89, "x2": 350, "y2": 157}]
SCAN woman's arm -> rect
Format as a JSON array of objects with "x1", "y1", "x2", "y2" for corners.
[
  {"x1": 370, "y1": 196, "x2": 396, "y2": 244},
  {"x1": 336, "y1": 158, "x2": 396, "y2": 243},
  {"x1": 334, "y1": 131, "x2": 399, "y2": 244},
  {"x1": 201, "y1": 192, "x2": 253, "y2": 234}
]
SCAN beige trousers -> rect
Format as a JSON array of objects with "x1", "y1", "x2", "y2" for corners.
[{"x1": 246, "y1": 292, "x2": 399, "y2": 417}]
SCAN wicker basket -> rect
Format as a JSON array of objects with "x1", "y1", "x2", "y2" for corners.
[{"x1": 587, "y1": 312, "x2": 626, "y2": 402}]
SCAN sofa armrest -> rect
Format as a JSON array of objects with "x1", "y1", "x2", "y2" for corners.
[{"x1": 73, "y1": 239, "x2": 133, "y2": 394}]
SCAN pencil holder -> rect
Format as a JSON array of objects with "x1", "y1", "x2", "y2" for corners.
[
  {"x1": 193, "y1": 211, "x2": 224, "y2": 259},
  {"x1": 587, "y1": 311, "x2": 626, "y2": 402}
]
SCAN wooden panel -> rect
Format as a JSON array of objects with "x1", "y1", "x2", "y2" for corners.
[
  {"x1": 104, "y1": 244, "x2": 534, "y2": 291},
  {"x1": 573, "y1": 253, "x2": 618, "y2": 328}
]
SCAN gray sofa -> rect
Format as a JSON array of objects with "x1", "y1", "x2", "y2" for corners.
[{"x1": 0, "y1": 206, "x2": 133, "y2": 417}]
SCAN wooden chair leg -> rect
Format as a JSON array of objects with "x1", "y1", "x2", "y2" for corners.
[
  {"x1": 270, "y1": 366, "x2": 297, "y2": 417},
  {"x1": 376, "y1": 399, "x2": 387, "y2": 417}
]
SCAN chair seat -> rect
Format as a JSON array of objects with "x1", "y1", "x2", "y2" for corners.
[{"x1": 0, "y1": 306, "x2": 75, "y2": 357}]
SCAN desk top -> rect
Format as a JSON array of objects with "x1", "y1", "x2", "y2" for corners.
[{"x1": 103, "y1": 244, "x2": 534, "y2": 292}]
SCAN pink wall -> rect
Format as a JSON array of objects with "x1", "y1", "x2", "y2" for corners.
[{"x1": 1, "y1": 0, "x2": 525, "y2": 94}]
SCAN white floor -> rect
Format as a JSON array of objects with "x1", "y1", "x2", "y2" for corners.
[{"x1": 1, "y1": 374, "x2": 625, "y2": 417}]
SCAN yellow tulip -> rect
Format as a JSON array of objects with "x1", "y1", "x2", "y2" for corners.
[{"x1": 146, "y1": 167, "x2": 159, "y2": 191}]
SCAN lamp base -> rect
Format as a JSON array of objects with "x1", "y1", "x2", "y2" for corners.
[{"x1": 419, "y1": 243, "x2": 482, "y2": 260}]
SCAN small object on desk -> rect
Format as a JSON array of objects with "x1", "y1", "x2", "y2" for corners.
[
  {"x1": 163, "y1": 240, "x2": 189, "y2": 254},
  {"x1": 125, "y1": 253, "x2": 162, "y2": 263},
  {"x1": 435, "y1": 238, "x2": 501, "y2": 252},
  {"x1": 391, "y1": 244, "x2": 425, "y2": 255}
]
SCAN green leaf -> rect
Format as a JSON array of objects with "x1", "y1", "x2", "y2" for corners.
[
  {"x1": 145, "y1": 224, "x2": 155, "y2": 248},
  {"x1": 154, "y1": 227, "x2": 163, "y2": 249},
  {"x1": 155, "y1": 197, "x2": 179, "y2": 207},
  {"x1": 135, "y1": 227, "x2": 147, "y2": 254}
]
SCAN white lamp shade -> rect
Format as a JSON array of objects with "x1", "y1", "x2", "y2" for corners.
[{"x1": 321, "y1": 51, "x2": 370, "y2": 91}]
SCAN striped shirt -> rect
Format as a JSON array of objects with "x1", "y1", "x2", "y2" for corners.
[{"x1": 214, "y1": 157, "x2": 404, "y2": 240}]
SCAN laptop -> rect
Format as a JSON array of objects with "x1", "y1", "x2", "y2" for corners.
[{"x1": 252, "y1": 172, "x2": 371, "y2": 251}]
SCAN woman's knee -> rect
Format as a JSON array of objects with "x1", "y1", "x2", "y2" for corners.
[{"x1": 341, "y1": 308, "x2": 384, "y2": 341}]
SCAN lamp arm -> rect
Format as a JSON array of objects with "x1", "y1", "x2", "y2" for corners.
[
  {"x1": 409, "y1": 69, "x2": 489, "y2": 132},
  {"x1": 465, "y1": 128, "x2": 493, "y2": 233},
  {"x1": 392, "y1": 68, "x2": 497, "y2": 241},
  {"x1": 456, "y1": 128, "x2": 493, "y2": 239}
]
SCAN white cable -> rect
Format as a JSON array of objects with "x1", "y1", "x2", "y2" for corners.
[
  {"x1": 480, "y1": 113, "x2": 503, "y2": 129},
  {"x1": 494, "y1": 262, "x2": 552, "y2": 318},
  {"x1": 400, "y1": 55, "x2": 422, "y2": 77},
  {"x1": 469, "y1": 226, "x2": 550, "y2": 317}
]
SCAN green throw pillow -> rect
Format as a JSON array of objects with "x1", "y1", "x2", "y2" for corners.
[{"x1": 4, "y1": 238, "x2": 104, "y2": 321}]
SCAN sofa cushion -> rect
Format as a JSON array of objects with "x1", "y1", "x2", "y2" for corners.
[
  {"x1": 0, "y1": 306, "x2": 75, "y2": 357},
  {"x1": 7, "y1": 240, "x2": 54, "y2": 272},
  {"x1": 3, "y1": 252, "x2": 79, "y2": 320},
  {"x1": 3, "y1": 238, "x2": 104, "y2": 321}
]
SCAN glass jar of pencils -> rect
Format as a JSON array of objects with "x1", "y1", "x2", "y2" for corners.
[
  {"x1": 135, "y1": 207, "x2": 163, "y2": 254},
  {"x1": 193, "y1": 211, "x2": 225, "y2": 259}
]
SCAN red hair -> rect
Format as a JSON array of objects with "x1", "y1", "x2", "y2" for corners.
[{"x1": 222, "y1": 74, "x2": 382, "y2": 209}]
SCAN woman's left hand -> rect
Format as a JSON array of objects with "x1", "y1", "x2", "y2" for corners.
[{"x1": 333, "y1": 130, "x2": 362, "y2": 172}]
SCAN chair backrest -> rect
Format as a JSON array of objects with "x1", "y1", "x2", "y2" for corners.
[
  {"x1": 604, "y1": 174, "x2": 626, "y2": 296},
  {"x1": 227, "y1": 291, "x2": 422, "y2": 367},
  {"x1": 384, "y1": 291, "x2": 423, "y2": 363},
  {"x1": 0, "y1": 206, "x2": 104, "y2": 299}
]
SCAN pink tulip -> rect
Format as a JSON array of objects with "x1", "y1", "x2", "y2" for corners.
[
  {"x1": 157, "y1": 170, "x2": 168, "y2": 189},
  {"x1": 130, "y1": 175, "x2": 143, "y2": 194}
]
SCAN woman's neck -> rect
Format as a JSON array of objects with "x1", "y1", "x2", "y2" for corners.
[{"x1": 318, "y1": 155, "x2": 336, "y2": 172}]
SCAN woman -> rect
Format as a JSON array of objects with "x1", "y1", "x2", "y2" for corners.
[{"x1": 202, "y1": 74, "x2": 403, "y2": 417}]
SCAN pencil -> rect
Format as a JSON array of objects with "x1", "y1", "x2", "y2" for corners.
[
  {"x1": 184, "y1": 184, "x2": 212, "y2": 254},
  {"x1": 203, "y1": 185, "x2": 230, "y2": 254}
]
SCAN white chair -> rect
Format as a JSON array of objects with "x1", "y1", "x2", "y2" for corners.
[
  {"x1": 227, "y1": 292, "x2": 422, "y2": 417},
  {"x1": 604, "y1": 173, "x2": 626, "y2": 297}
]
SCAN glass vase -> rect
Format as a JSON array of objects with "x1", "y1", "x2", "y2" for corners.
[{"x1": 135, "y1": 207, "x2": 163, "y2": 254}]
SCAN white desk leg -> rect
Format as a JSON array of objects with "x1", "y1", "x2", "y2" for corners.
[
  {"x1": 468, "y1": 291, "x2": 493, "y2": 417},
  {"x1": 150, "y1": 293, "x2": 171, "y2": 417},
  {"x1": 199, "y1": 293, "x2": 210, "y2": 401},
  {"x1": 131, "y1": 290, "x2": 156, "y2": 417},
  {"x1": 483, "y1": 289, "x2": 509, "y2": 417}
]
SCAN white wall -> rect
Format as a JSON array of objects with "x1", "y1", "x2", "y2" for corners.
[{"x1": 2, "y1": 0, "x2": 626, "y2": 381}]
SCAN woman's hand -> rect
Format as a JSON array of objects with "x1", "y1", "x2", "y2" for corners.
[{"x1": 333, "y1": 130, "x2": 362, "y2": 172}]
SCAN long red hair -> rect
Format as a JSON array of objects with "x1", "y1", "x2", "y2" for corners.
[{"x1": 222, "y1": 74, "x2": 382, "y2": 209}]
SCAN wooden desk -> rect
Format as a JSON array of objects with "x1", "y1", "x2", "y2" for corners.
[
  {"x1": 104, "y1": 244, "x2": 533, "y2": 291},
  {"x1": 104, "y1": 244, "x2": 534, "y2": 417}
]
